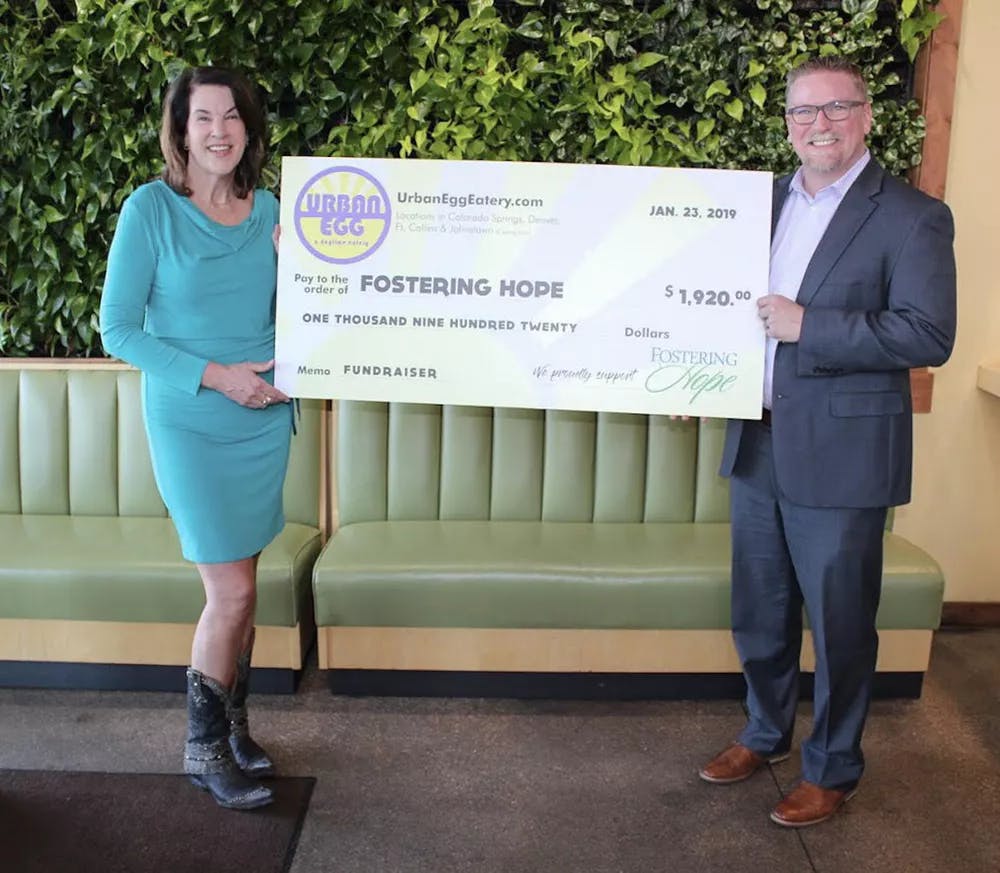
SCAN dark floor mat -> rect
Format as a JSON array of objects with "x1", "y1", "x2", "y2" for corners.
[{"x1": 0, "y1": 769, "x2": 315, "y2": 873}]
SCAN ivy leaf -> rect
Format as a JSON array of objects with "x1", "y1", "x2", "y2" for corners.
[
  {"x1": 42, "y1": 237, "x2": 60, "y2": 267},
  {"x1": 468, "y1": 0, "x2": 492, "y2": 20},
  {"x1": 421, "y1": 25, "x2": 440, "y2": 52},
  {"x1": 705, "y1": 80, "x2": 731, "y2": 100},
  {"x1": 12, "y1": 265, "x2": 31, "y2": 291},
  {"x1": 516, "y1": 14, "x2": 545, "y2": 40},
  {"x1": 409, "y1": 69, "x2": 432, "y2": 93},
  {"x1": 724, "y1": 98, "x2": 744, "y2": 121},
  {"x1": 629, "y1": 52, "x2": 666, "y2": 72},
  {"x1": 610, "y1": 118, "x2": 631, "y2": 143},
  {"x1": 42, "y1": 205, "x2": 66, "y2": 224}
]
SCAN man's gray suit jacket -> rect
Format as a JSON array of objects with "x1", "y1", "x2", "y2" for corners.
[{"x1": 719, "y1": 159, "x2": 957, "y2": 509}]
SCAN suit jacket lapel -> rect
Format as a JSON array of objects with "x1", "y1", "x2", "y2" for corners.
[
  {"x1": 794, "y1": 159, "x2": 884, "y2": 307},
  {"x1": 772, "y1": 176, "x2": 790, "y2": 237}
]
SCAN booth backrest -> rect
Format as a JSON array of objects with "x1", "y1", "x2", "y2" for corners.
[
  {"x1": 335, "y1": 402, "x2": 730, "y2": 526},
  {"x1": 0, "y1": 366, "x2": 322, "y2": 527}
]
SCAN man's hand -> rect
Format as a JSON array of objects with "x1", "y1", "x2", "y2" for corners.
[
  {"x1": 758, "y1": 295, "x2": 804, "y2": 342},
  {"x1": 201, "y1": 360, "x2": 291, "y2": 409}
]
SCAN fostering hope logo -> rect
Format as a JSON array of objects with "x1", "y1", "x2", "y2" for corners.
[{"x1": 294, "y1": 166, "x2": 391, "y2": 264}]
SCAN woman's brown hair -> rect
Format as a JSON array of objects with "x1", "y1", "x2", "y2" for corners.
[{"x1": 159, "y1": 66, "x2": 267, "y2": 199}]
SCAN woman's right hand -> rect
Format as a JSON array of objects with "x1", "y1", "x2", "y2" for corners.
[{"x1": 201, "y1": 360, "x2": 291, "y2": 409}]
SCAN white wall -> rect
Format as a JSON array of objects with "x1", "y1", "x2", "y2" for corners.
[{"x1": 895, "y1": 0, "x2": 1000, "y2": 601}]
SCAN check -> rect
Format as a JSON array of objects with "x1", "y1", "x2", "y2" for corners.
[{"x1": 275, "y1": 157, "x2": 771, "y2": 418}]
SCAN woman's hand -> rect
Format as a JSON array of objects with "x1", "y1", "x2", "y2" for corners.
[
  {"x1": 201, "y1": 360, "x2": 291, "y2": 409},
  {"x1": 272, "y1": 225, "x2": 281, "y2": 254}
]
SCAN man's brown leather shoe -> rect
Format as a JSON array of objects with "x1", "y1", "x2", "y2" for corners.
[
  {"x1": 698, "y1": 743, "x2": 790, "y2": 784},
  {"x1": 770, "y1": 780, "x2": 856, "y2": 827}
]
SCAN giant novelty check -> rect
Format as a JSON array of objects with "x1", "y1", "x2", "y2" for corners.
[{"x1": 275, "y1": 157, "x2": 771, "y2": 418}]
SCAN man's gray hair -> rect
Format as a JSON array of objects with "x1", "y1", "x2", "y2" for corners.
[{"x1": 786, "y1": 56, "x2": 870, "y2": 104}]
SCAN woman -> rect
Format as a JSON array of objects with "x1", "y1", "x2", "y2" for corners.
[{"x1": 100, "y1": 67, "x2": 290, "y2": 811}]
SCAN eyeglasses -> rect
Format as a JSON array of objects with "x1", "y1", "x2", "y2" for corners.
[{"x1": 785, "y1": 100, "x2": 867, "y2": 125}]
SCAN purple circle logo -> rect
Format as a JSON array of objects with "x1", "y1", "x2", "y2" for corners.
[{"x1": 294, "y1": 166, "x2": 391, "y2": 264}]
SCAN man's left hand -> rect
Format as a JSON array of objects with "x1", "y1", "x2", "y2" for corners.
[{"x1": 758, "y1": 295, "x2": 803, "y2": 342}]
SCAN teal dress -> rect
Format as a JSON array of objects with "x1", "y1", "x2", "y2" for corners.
[{"x1": 100, "y1": 180, "x2": 291, "y2": 563}]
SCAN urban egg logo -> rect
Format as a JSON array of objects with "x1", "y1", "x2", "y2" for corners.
[{"x1": 294, "y1": 166, "x2": 391, "y2": 264}]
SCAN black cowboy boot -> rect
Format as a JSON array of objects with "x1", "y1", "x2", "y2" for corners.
[
  {"x1": 184, "y1": 667, "x2": 273, "y2": 810},
  {"x1": 227, "y1": 630, "x2": 276, "y2": 778}
]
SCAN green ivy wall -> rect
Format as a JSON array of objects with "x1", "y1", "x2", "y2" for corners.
[{"x1": 0, "y1": 0, "x2": 943, "y2": 356}]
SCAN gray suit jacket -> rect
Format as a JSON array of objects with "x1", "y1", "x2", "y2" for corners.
[{"x1": 719, "y1": 159, "x2": 957, "y2": 508}]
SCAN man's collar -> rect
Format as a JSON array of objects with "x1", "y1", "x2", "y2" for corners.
[{"x1": 788, "y1": 150, "x2": 871, "y2": 200}]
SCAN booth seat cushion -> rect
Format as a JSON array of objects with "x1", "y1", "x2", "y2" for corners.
[
  {"x1": 0, "y1": 515, "x2": 321, "y2": 626},
  {"x1": 312, "y1": 521, "x2": 944, "y2": 631}
]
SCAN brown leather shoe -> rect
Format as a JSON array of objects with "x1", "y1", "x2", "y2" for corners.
[
  {"x1": 698, "y1": 743, "x2": 790, "y2": 784},
  {"x1": 770, "y1": 780, "x2": 857, "y2": 827}
]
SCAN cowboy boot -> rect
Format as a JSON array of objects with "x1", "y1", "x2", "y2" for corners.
[
  {"x1": 184, "y1": 667, "x2": 273, "y2": 810},
  {"x1": 227, "y1": 629, "x2": 276, "y2": 778}
]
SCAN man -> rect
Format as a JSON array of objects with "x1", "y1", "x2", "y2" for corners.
[{"x1": 700, "y1": 56, "x2": 956, "y2": 827}]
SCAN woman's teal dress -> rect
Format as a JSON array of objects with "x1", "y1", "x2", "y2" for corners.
[{"x1": 100, "y1": 180, "x2": 291, "y2": 563}]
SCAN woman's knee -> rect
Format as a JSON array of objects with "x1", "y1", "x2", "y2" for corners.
[{"x1": 199, "y1": 564, "x2": 258, "y2": 621}]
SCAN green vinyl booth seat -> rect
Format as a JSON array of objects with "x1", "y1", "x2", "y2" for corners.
[
  {"x1": 0, "y1": 365, "x2": 324, "y2": 691},
  {"x1": 312, "y1": 402, "x2": 944, "y2": 697}
]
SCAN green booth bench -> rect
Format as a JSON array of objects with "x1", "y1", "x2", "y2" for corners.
[
  {"x1": 312, "y1": 401, "x2": 945, "y2": 698},
  {"x1": 0, "y1": 361, "x2": 324, "y2": 692}
]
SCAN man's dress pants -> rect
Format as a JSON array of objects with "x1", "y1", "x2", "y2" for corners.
[{"x1": 729, "y1": 418, "x2": 887, "y2": 789}]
